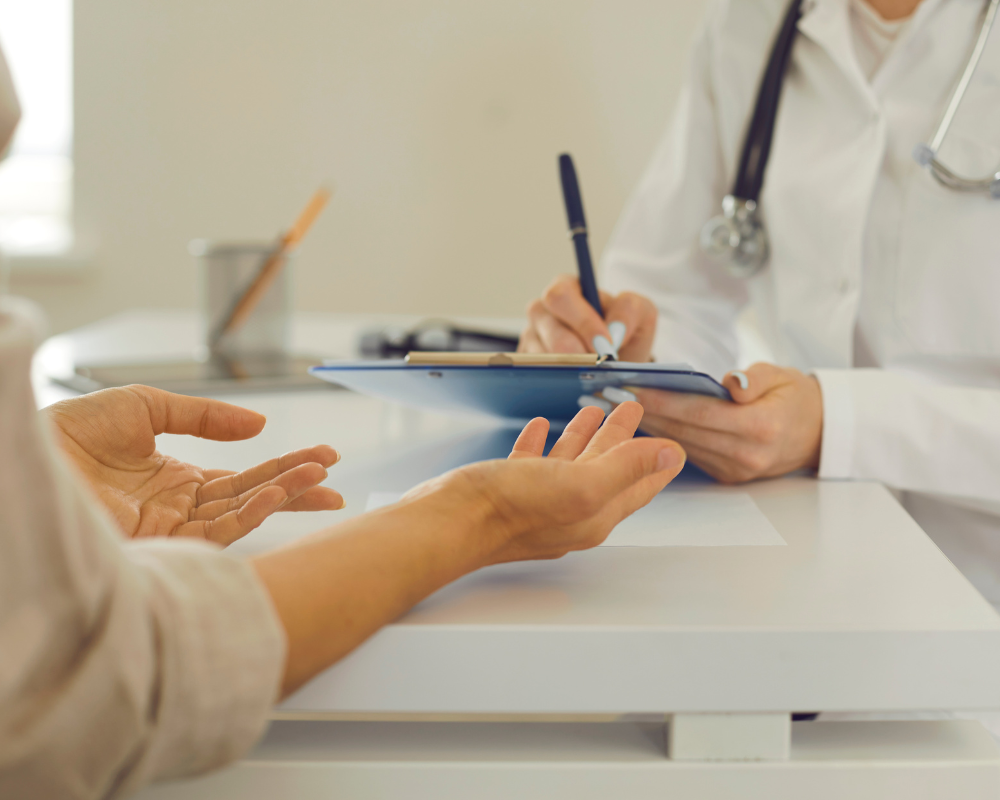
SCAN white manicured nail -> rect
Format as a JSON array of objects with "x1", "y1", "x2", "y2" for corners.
[
  {"x1": 602, "y1": 386, "x2": 637, "y2": 404},
  {"x1": 731, "y1": 371, "x2": 749, "y2": 390},
  {"x1": 592, "y1": 335, "x2": 618, "y2": 360},
  {"x1": 577, "y1": 395, "x2": 612, "y2": 413},
  {"x1": 608, "y1": 321, "x2": 626, "y2": 350}
]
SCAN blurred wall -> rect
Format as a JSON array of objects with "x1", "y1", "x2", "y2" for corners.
[{"x1": 18, "y1": 0, "x2": 711, "y2": 332}]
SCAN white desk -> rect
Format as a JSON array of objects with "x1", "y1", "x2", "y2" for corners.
[{"x1": 36, "y1": 311, "x2": 1000, "y2": 799}]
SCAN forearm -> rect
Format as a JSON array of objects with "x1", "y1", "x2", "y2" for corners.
[{"x1": 252, "y1": 481, "x2": 496, "y2": 697}]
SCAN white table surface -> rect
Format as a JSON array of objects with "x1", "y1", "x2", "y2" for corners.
[{"x1": 35, "y1": 310, "x2": 1000, "y2": 718}]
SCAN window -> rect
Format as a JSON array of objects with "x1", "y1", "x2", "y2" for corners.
[{"x1": 0, "y1": 0, "x2": 72, "y2": 255}]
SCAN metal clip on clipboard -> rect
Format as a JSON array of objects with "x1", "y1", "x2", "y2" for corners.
[{"x1": 404, "y1": 352, "x2": 610, "y2": 367}]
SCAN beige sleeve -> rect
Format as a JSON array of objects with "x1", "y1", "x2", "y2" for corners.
[{"x1": 0, "y1": 300, "x2": 286, "y2": 799}]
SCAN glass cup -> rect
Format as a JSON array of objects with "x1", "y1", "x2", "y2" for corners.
[{"x1": 190, "y1": 239, "x2": 292, "y2": 358}]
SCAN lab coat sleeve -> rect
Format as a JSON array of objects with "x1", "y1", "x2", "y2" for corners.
[
  {"x1": 0, "y1": 301, "x2": 286, "y2": 799},
  {"x1": 601, "y1": 2, "x2": 749, "y2": 377},
  {"x1": 815, "y1": 368, "x2": 1000, "y2": 503}
]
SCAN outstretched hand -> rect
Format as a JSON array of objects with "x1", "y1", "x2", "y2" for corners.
[
  {"x1": 251, "y1": 401, "x2": 686, "y2": 696},
  {"x1": 44, "y1": 385, "x2": 343, "y2": 544},
  {"x1": 403, "y1": 401, "x2": 687, "y2": 564}
]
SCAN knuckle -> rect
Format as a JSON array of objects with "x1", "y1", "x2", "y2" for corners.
[
  {"x1": 735, "y1": 448, "x2": 768, "y2": 476},
  {"x1": 543, "y1": 278, "x2": 576, "y2": 306},
  {"x1": 616, "y1": 292, "x2": 640, "y2": 313},
  {"x1": 687, "y1": 405, "x2": 712, "y2": 427},
  {"x1": 570, "y1": 488, "x2": 602, "y2": 519},
  {"x1": 751, "y1": 416, "x2": 780, "y2": 443}
]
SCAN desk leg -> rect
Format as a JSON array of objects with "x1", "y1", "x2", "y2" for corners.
[{"x1": 668, "y1": 713, "x2": 791, "y2": 761}]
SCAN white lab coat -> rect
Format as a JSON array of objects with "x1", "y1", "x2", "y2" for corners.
[{"x1": 602, "y1": 0, "x2": 1000, "y2": 603}]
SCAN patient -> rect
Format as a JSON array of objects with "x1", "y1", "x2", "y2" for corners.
[
  {"x1": 0, "y1": 295, "x2": 685, "y2": 798},
  {"x1": 0, "y1": 39, "x2": 686, "y2": 796}
]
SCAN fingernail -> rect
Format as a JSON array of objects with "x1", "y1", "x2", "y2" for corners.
[
  {"x1": 657, "y1": 445, "x2": 685, "y2": 472},
  {"x1": 577, "y1": 394, "x2": 612, "y2": 413},
  {"x1": 608, "y1": 321, "x2": 626, "y2": 350},
  {"x1": 730, "y1": 371, "x2": 749, "y2": 390},
  {"x1": 602, "y1": 386, "x2": 637, "y2": 404},
  {"x1": 329, "y1": 449, "x2": 341, "y2": 465},
  {"x1": 592, "y1": 335, "x2": 618, "y2": 360}
]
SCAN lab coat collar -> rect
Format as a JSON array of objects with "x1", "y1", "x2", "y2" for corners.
[
  {"x1": 797, "y1": 0, "x2": 875, "y2": 106},
  {"x1": 796, "y1": 0, "x2": 950, "y2": 104}
]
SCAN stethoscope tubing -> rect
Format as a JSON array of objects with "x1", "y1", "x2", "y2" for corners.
[
  {"x1": 703, "y1": 0, "x2": 1000, "y2": 278},
  {"x1": 917, "y1": 0, "x2": 1000, "y2": 194}
]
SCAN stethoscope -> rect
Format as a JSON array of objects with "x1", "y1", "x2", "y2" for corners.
[{"x1": 700, "y1": 0, "x2": 1000, "y2": 279}]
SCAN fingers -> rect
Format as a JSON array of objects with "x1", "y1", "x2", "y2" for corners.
[
  {"x1": 280, "y1": 485, "x2": 346, "y2": 512},
  {"x1": 575, "y1": 401, "x2": 644, "y2": 461},
  {"x1": 631, "y1": 387, "x2": 746, "y2": 435},
  {"x1": 191, "y1": 462, "x2": 335, "y2": 520},
  {"x1": 509, "y1": 418, "x2": 550, "y2": 460},
  {"x1": 525, "y1": 298, "x2": 590, "y2": 354},
  {"x1": 197, "y1": 445, "x2": 340, "y2": 504},
  {"x1": 546, "y1": 405, "x2": 606, "y2": 460},
  {"x1": 722, "y1": 363, "x2": 788, "y2": 404},
  {"x1": 599, "y1": 445, "x2": 688, "y2": 525},
  {"x1": 541, "y1": 276, "x2": 612, "y2": 353},
  {"x1": 637, "y1": 414, "x2": 743, "y2": 460},
  {"x1": 666, "y1": 439, "x2": 753, "y2": 484},
  {"x1": 178, "y1": 485, "x2": 288, "y2": 546},
  {"x1": 129, "y1": 385, "x2": 267, "y2": 441},
  {"x1": 517, "y1": 325, "x2": 546, "y2": 354},
  {"x1": 520, "y1": 277, "x2": 658, "y2": 362},
  {"x1": 578, "y1": 436, "x2": 686, "y2": 505},
  {"x1": 603, "y1": 292, "x2": 657, "y2": 362}
]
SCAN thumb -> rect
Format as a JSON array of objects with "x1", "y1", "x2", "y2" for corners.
[
  {"x1": 722, "y1": 362, "x2": 789, "y2": 405},
  {"x1": 130, "y1": 386, "x2": 267, "y2": 441}
]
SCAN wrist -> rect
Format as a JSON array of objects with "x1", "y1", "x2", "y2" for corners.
[
  {"x1": 803, "y1": 375, "x2": 823, "y2": 471},
  {"x1": 395, "y1": 468, "x2": 505, "y2": 573}
]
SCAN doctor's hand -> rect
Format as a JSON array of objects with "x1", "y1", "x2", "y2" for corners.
[
  {"x1": 44, "y1": 385, "x2": 344, "y2": 544},
  {"x1": 620, "y1": 363, "x2": 822, "y2": 484},
  {"x1": 518, "y1": 275, "x2": 658, "y2": 362}
]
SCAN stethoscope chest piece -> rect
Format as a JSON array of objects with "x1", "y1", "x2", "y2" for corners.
[{"x1": 700, "y1": 195, "x2": 769, "y2": 279}]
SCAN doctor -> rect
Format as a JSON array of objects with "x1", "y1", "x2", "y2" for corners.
[{"x1": 521, "y1": 0, "x2": 1000, "y2": 605}]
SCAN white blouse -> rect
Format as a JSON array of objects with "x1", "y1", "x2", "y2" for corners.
[{"x1": 0, "y1": 298, "x2": 286, "y2": 798}]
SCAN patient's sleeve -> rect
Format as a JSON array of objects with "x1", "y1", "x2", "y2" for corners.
[{"x1": 0, "y1": 300, "x2": 286, "y2": 798}]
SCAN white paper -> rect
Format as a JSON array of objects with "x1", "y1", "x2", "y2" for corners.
[
  {"x1": 601, "y1": 491, "x2": 785, "y2": 547},
  {"x1": 366, "y1": 491, "x2": 785, "y2": 547}
]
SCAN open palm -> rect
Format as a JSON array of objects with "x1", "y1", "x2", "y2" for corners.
[{"x1": 44, "y1": 385, "x2": 343, "y2": 545}]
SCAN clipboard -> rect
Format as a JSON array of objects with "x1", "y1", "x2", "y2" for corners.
[{"x1": 310, "y1": 352, "x2": 731, "y2": 425}]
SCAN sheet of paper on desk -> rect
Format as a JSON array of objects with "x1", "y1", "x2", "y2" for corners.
[{"x1": 365, "y1": 491, "x2": 785, "y2": 547}]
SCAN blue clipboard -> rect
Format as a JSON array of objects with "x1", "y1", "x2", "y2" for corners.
[{"x1": 310, "y1": 353, "x2": 731, "y2": 425}]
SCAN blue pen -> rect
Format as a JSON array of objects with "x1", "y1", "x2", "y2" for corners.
[
  {"x1": 559, "y1": 154, "x2": 623, "y2": 360},
  {"x1": 558, "y1": 154, "x2": 603, "y2": 317}
]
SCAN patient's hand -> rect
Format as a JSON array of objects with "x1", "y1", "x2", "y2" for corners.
[
  {"x1": 44, "y1": 385, "x2": 343, "y2": 544},
  {"x1": 403, "y1": 402, "x2": 687, "y2": 564}
]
